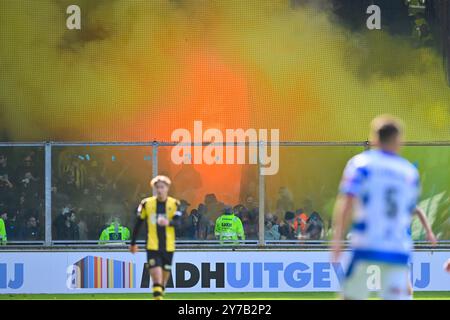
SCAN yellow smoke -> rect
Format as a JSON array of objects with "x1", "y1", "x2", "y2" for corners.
[
  {"x1": 0, "y1": 0, "x2": 448, "y2": 141},
  {"x1": 0, "y1": 0, "x2": 449, "y2": 213}
]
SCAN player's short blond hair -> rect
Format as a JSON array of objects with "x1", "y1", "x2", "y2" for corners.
[
  {"x1": 370, "y1": 114, "x2": 404, "y2": 144},
  {"x1": 150, "y1": 175, "x2": 171, "y2": 187}
]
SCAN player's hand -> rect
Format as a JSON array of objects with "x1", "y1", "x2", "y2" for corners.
[
  {"x1": 444, "y1": 259, "x2": 450, "y2": 274},
  {"x1": 157, "y1": 216, "x2": 169, "y2": 226},
  {"x1": 426, "y1": 231, "x2": 437, "y2": 247},
  {"x1": 129, "y1": 244, "x2": 138, "y2": 254}
]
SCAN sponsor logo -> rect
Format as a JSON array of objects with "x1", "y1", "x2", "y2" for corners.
[
  {"x1": 67, "y1": 256, "x2": 136, "y2": 289},
  {"x1": 0, "y1": 263, "x2": 24, "y2": 289},
  {"x1": 140, "y1": 262, "x2": 431, "y2": 290}
]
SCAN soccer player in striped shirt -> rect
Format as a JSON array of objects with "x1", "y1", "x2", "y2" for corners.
[
  {"x1": 129, "y1": 175, "x2": 182, "y2": 300},
  {"x1": 332, "y1": 115, "x2": 436, "y2": 300}
]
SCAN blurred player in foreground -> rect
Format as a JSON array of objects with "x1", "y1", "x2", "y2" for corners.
[
  {"x1": 129, "y1": 175, "x2": 181, "y2": 300},
  {"x1": 332, "y1": 115, "x2": 436, "y2": 300}
]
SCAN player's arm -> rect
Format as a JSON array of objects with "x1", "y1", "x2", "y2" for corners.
[
  {"x1": 332, "y1": 158, "x2": 364, "y2": 263},
  {"x1": 130, "y1": 201, "x2": 147, "y2": 253},
  {"x1": 331, "y1": 194, "x2": 355, "y2": 263},
  {"x1": 169, "y1": 202, "x2": 182, "y2": 227},
  {"x1": 414, "y1": 207, "x2": 437, "y2": 246},
  {"x1": 130, "y1": 219, "x2": 144, "y2": 253}
]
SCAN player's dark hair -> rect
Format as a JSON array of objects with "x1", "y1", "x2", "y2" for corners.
[
  {"x1": 370, "y1": 115, "x2": 404, "y2": 145},
  {"x1": 377, "y1": 123, "x2": 400, "y2": 144}
]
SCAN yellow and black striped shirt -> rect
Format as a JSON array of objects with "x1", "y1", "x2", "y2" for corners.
[{"x1": 132, "y1": 196, "x2": 181, "y2": 252}]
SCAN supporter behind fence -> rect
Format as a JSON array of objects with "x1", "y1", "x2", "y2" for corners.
[{"x1": 0, "y1": 150, "x2": 45, "y2": 242}]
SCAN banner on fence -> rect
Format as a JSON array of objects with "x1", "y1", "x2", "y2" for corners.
[{"x1": 0, "y1": 250, "x2": 448, "y2": 294}]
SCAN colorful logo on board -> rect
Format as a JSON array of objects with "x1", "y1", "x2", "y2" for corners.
[{"x1": 71, "y1": 256, "x2": 136, "y2": 289}]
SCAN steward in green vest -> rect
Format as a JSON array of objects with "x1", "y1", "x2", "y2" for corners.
[
  {"x1": 405, "y1": 0, "x2": 433, "y2": 45},
  {"x1": 406, "y1": 0, "x2": 426, "y2": 17},
  {"x1": 99, "y1": 218, "x2": 130, "y2": 244},
  {"x1": 0, "y1": 216, "x2": 7, "y2": 245},
  {"x1": 214, "y1": 206, "x2": 245, "y2": 244}
]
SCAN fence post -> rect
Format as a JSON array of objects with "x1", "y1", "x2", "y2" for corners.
[
  {"x1": 44, "y1": 142, "x2": 52, "y2": 246},
  {"x1": 152, "y1": 141, "x2": 159, "y2": 196},
  {"x1": 258, "y1": 141, "x2": 265, "y2": 247},
  {"x1": 152, "y1": 141, "x2": 159, "y2": 178}
]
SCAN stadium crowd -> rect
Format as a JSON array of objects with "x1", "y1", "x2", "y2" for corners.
[
  {"x1": 0, "y1": 151, "x2": 45, "y2": 242},
  {"x1": 0, "y1": 149, "x2": 327, "y2": 244},
  {"x1": 47, "y1": 149, "x2": 329, "y2": 243}
]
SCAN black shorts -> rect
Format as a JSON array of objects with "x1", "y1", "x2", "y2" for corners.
[{"x1": 146, "y1": 250, "x2": 174, "y2": 271}]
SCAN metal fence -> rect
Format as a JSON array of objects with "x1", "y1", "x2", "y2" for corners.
[{"x1": 0, "y1": 140, "x2": 449, "y2": 248}]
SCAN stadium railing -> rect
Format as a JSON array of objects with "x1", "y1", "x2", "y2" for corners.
[{"x1": 0, "y1": 140, "x2": 449, "y2": 249}]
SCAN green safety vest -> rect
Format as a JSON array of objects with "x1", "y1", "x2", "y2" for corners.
[
  {"x1": 214, "y1": 214, "x2": 245, "y2": 244},
  {"x1": 99, "y1": 223, "x2": 130, "y2": 243},
  {"x1": 406, "y1": 0, "x2": 426, "y2": 16},
  {"x1": 0, "y1": 218, "x2": 7, "y2": 245}
]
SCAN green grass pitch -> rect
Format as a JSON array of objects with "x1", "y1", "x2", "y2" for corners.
[{"x1": 1, "y1": 291, "x2": 449, "y2": 300}]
